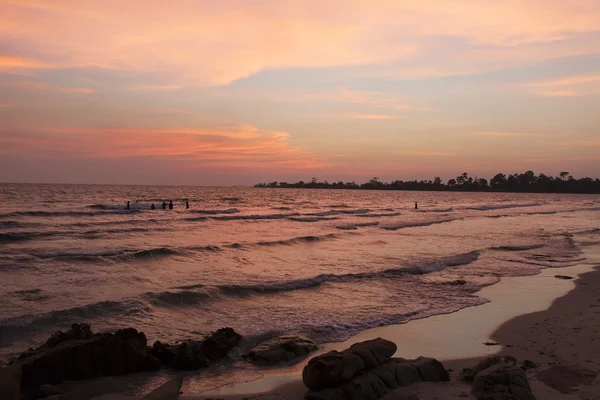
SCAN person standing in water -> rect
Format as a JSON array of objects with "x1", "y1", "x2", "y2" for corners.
[
  {"x1": 169, "y1": 200, "x2": 173, "y2": 210},
  {"x1": 162, "y1": 201, "x2": 167, "y2": 210},
  {"x1": 185, "y1": 200, "x2": 189, "y2": 209},
  {"x1": 126, "y1": 201, "x2": 130, "y2": 210},
  {"x1": 415, "y1": 202, "x2": 418, "y2": 210},
  {"x1": 150, "y1": 204, "x2": 155, "y2": 210}
]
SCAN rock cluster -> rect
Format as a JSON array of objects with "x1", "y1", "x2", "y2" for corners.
[
  {"x1": 461, "y1": 356, "x2": 537, "y2": 400},
  {"x1": 150, "y1": 327, "x2": 242, "y2": 370},
  {"x1": 302, "y1": 338, "x2": 448, "y2": 400},
  {"x1": 245, "y1": 334, "x2": 318, "y2": 365},
  {"x1": 11, "y1": 324, "x2": 242, "y2": 389}
]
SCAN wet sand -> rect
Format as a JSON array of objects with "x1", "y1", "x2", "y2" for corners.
[{"x1": 194, "y1": 246, "x2": 600, "y2": 400}]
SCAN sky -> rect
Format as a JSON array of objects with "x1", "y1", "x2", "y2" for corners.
[{"x1": 1, "y1": 0, "x2": 599, "y2": 186}]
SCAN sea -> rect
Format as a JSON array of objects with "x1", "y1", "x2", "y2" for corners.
[{"x1": 1, "y1": 183, "x2": 599, "y2": 372}]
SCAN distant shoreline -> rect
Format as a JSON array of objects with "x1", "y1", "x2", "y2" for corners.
[{"x1": 255, "y1": 171, "x2": 600, "y2": 194}]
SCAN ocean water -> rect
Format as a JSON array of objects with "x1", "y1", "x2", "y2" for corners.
[{"x1": 1, "y1": 183, "x2": 599, "y2": 366}]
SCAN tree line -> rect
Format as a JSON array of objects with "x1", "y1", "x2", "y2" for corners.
[{"x1": 254, "y1": 171, "x2": 600, "y2": 194}]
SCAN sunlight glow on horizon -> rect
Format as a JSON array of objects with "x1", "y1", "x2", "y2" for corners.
[{"x1": 0, "y1": 0, "x2": 599, "y2": 185}]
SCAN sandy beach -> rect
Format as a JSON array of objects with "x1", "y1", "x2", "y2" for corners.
[{"x1": 188, "y1": 245, "x2": 600, "y2": 400}]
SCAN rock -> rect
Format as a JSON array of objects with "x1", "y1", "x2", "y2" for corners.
[
  {"x1": 245, "y1": 334, "x2": 318, "y2": 365},
  {"x1": 520, "y1": 360, "x2": 537, "y2": 370},
  {"x1": 347, "y1": 338, "x2": 397, "y2": 369},
  {"x1": 141, "y1": 376, "x2": 184, "y2": 400},
  {"x1": 412, "y1": 357, "x2": 449, "y2": 382},
  {"x1": 460, "y1": 356, "x2": 503, "y2": 382},
  {"x1": 386, "y1": 361, "x2": 421, "y2": 387},
  {"x1": 302, "y1": 338, "x2": 396, "y2": 390},
  {"x1": 13, "y1": 327, "x2": 161, "y2": 388},
  {"x1": 305, "y1": 387, "x2": 346, "y2": 400},
  {"x1": 343, "y1": 370, "x2": 389, "y2": 400},
  {"x1": 303, "y1": 351, "x2": 366, "y2": 390},
  {"x1": 554, "y1": 275, "x2": 573, "y2": 280},
  {"x1": 151, "y1": 327, "x2": 242, "y2": 370},
  {"x1": 24, "y1": 384, "x2": 65, "y2": 400},
  {"x1": 0, "y1": 364, "x2": 21, "y2": 400},
  {"x1": 472, "y1": 364, "x2": 535, "y2": 400},
  {"x1": 381, "y1": 388, "x2": 419, "y2": 400},
  {"x1": 45, "y1": 323, "x2": 93, "y2": 347}
]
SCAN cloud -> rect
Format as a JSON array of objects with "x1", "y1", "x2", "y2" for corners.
[
  {"x1": 163, "y1": 108, "x2": 205, "y2": 116},
  {"x1": 0, "y1": 124, "x2": 332, "y2": 169},
  {"x1": 525, "y1": 74, "x2": 600, "y2": 97},
  {"x1": 344, "y1": 113, "x2": 405, "y2": 120},
  {"x1": 0, "y1": 54, "x2": 52, "y2": 71},
  {"x1": 1, "y1": 1, "x2": 599, "y2": 86},
  {"x1": 6, "y1": 80, "x2": 94, "y2": 93},
  {"x1": 410, "y1": 151, "x2": 454, "y2": 156},
  {"x1": 468, "y1": 131, "x2": 552, "y2": 137},
  {"x1": 129, "y1": 84, "x2": 183, "y2": 92}
]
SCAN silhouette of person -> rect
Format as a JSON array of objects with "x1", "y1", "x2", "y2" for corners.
[
  {"x1": 150, "y1": 204, "x2": 155, "y2": 210},
  {"x1": 126, "y1": 201, "x2": 130, "y2": 210},
  {"x1": 162, "y1": 201, "x2": 167, "y2": 210},
  {"x1": 415, "y1": 202, "x2": 418, "y2": 210},
  {"x1": 169, "y1": 200, "x2": 173, "y2": 210},
  {"x1": 185, "y1": 200, "x2": 189, "y2": 209}
]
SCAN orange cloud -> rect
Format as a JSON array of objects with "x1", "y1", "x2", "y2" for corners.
[
  {"x1": 7, "y1": 80, "x2": 94, "y2": 93},
  {"x1": 1, "y1": 1, "x2": 598, "y2": 85},
  {"x1": 0, "y1": 54, "x2": 52, "y2": 70},
  {"x1": 0, "y1": 125, "x2": 332, "y2": 169},
  {"x1": 525, "y1": 74, "x2": 600, "y2": 97},
  {"x1": 345, "y1": 113, "x2": 405, "y2": 120}
]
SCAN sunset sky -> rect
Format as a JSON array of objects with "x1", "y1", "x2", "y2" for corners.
[{"x1": 1, "y1": 0, "x2": 599, "y2": 185}]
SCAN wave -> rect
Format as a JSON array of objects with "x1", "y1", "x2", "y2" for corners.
[
  {"x1": 0, "y1": 221, "x2": 40, "y2": 229},
  {"x1": 0, "y1": 231, "x2": 63, "y2": 243},
  {"x1": 356, "y1": 212, "x2": 401, "y2": 218},
  {"x1": 212, "y1": 213, "x2": 300, "y2": 221},
  {"x1": 288, "y1": 216, "x2": 338, "y2": 222},
  {"x1": 383, "y1": 219, "x2": 456, "y2": 231},
  {"x1": 256, "y1": 234, "x2": 339, "y2": 247},
  {"x1": 189, "y1": 208, "x2": 240, "y2": 215},
  {"x1": 337, "y1": 222, "x2": 380, "y2": 230},
  {"x1": 489, "y1": 244, "x2": 545, "y2": 251},
  {"x1": 0, "y1": 298, "x2": 151, "y2": 333},
  {"x1": 222, "y1": 197, "x2": 241, "y2": 201},
  {"x1": 418, "y1": 208, "x2": 453, "y2": 213},
  {"x1": 467, "y1": 202, "x2": 541, "y2": 211},
  {"x1": 0, "y1": 209, "x2": 140, "y2": 218}
]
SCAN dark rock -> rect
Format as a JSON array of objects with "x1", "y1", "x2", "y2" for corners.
[
  {"x1": 554, "y1": 275, "x2": 573, "y2": 280},
  {"x1": 412, "y1": 357, "x2": 449, "y2": 382},
  {"x1": 151, "y1": 327, "x2": 242, "y2": 370},
  {"x1": 381, "y1": 388, "x2": 419, "y2": 400},
  {"x1": 460, "y1": 356, "x2": 504, "y2": 382},
  {"x1": 343, "y1": 371, "x2": 389, "y2": 400},
  {"x1": 472, "y1": 364, "x2": 535, "y2": 400},
  {"x1": 303, "y1": 351, "x2": 366, "y2": 390},
  {"x1": 12, "y1": 327, "x2": 161, "y2": 388},
  {"x1": 520, "y1": 360, "x2": 537, "y2": 370},
  {"x1": 0, "y1": 364, "x2": 21, "y2": 400},
  {"x1": 305, "y1": 387, "x2": 346, "y2": 400},
  {"x1": 347, "y1": 338, "x2": 397, "y2": 368},
  {"x1": 24, "y1": 384, "x2": 65, "y2": 400},
  {"x1": 245, "y1": 334, "x2": 318, "y2": 365},
  {"x1": 45, "y1": 323, "x2": 93, "y2": 348},
  {"x1": 302, "y1": 338, "x2": 396, "y2": 390},
  {"x1": 386, "y1": 361, "x2": 421, "y2": 387}
]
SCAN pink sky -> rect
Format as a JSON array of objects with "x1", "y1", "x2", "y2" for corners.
[{"x1": 1, "y1": 0, "x2": 599, "y2": 185}]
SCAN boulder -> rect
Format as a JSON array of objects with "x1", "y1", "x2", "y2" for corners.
[
  {"x1": 472, "y1": 364, "x2": 535, "y2": 400},
  {"x1": 303, "y1": 351, "x2": 366, "y2": 390},
  {"x1": 45, "y1": 323, "x2": 93, "y2": 347},
  {"x1": 0, "y1": 364, "x2": 21, "y2": 400},
  {"x1": 151, "y1": 327, "x2": 242, "y2": 370},
  {"x1": 347, "y1": 338, "x2": 397, "y2": 368},
  {"x1": 381, "y1": 388, "x2": 419, "y2": 400},
  {"x1": 13, "y1": 327, "x2": 161, "y2": 388},
  {"x1": 141, "y1": 376, "x2": 183, "y2": 400},
  {"x1": 412, "y1": 357, "x2": 449, "y2": 382},
  {"x1": 302, "y1": 338, "x2": 396, "y2": 390},
  {"x1": 245, "y1": 334, "x2": 318, "y2": 365},
  {"x1": 460, "y1": 356, "x2": 506, "y2": 382}
]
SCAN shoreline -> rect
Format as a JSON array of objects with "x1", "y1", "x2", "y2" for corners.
[{"x1": 195, "y1": 245, "x2": 600, "y2": 400}]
